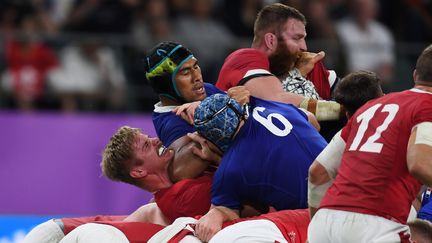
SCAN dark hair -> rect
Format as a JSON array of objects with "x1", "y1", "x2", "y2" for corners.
[
  {"x1": 253, "y1": 3, "x2": 306, "y2": 44},
  {"x1": 333, "y1": 71, "x2": 383, "y2": 116},
  {"x1": 415, "y1": 44, "x2": 432, "y2": 83}
]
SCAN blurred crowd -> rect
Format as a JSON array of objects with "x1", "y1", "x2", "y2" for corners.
[{"x1": 0, "y1": 0, "x2": 430, "y2": 112}]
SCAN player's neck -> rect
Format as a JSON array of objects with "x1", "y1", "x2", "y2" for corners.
[
  {"x1": 414, "y1": 84, "x2": 432, "y2": 93},
  {"x1": 160, "y1": 96, "x2": 182, "y2": 106}
]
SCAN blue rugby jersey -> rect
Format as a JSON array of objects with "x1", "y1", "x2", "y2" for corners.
[
  {"x1": 152, "y1": 83, "x2": 222, "y2": 146},
  {"x1": 211, "y1": 97, "x2": 327, "y2": 210}
]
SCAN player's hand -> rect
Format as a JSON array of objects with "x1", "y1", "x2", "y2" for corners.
[
  {"x1": 195, "y1": 208, "x2": 225, "y2": 242},
  {"x1": 173, "y1": 101, "x2": 201, "y2": 125},
  {"x1": 295, "y1": 51, "x2": 325, "y2": 77},
  {"x1": 187, "y1": 132, "x2": 222, "y2": 165},
  {"x1": 227, "y1": 86, "x2": 250, "y2": 105}
]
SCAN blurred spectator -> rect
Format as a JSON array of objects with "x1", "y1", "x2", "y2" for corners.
[
  {"x1": 220, "y1": 0, "x2": 263, "y2": 38},
  {"x1": 305, "y1": 0, "x2": 346, "y2": 74},
  {"x1": 1, "y1": 14, "x2": 59, "y2": 111},
  {"x1": 335, "y1": 0, "x2": 395, "y2": 87},
  {"x1": 176, "y1": 0, "x2": 236, "y2": 83},
  {"x1": 63, "y1": 0, "x2": 139, "y2": 34},
  {"x1": 131, "y1": 0, "x2": 177, "y2": 52},
  {"x1": 48, "y1": 40, "x2": 125, "y2": 112},
  {"x1": 168, "y1": 0, "x2": 190, "y2": 18},
  {"x1": 379, "y1": 0, "x2": 432, "y2": 43}
]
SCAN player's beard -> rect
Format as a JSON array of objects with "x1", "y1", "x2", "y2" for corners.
[{"x1": 268, "y1": 41, "x2": 300, "y2": 78}]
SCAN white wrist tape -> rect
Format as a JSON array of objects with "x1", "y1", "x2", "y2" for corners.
[
  {"x1": 308, "y1": 179, "x2": 333, "y2": 208},
  {"x1": 315, "y1": 100, "x2": 342, "y2": 121},
  {"x1": 415, "y1": 122, "x2": 432, "y2": 146}
]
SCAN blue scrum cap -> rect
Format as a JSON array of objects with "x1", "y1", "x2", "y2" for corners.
[
  {"x1": 144, "y1": 41, "x2": 193, "y2": 102},
  {"x1": 194, "y1": 93, "x2": 245, "y2": 152}
]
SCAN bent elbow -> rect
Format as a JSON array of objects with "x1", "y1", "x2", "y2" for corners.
[{"x1": 309, "y1": 161, "x2": 328, "y2": 185}]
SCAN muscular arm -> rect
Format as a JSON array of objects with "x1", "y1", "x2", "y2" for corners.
[
  {"x1": 245, "y1": 76, "x2": 342, "y2": 121},
  {"x1": 168, "y1": 136, "x2": 212, "y2": 183},
  {"x1": 195, "y1": 205, "x2": 240, "y2": 242},
  {"x1": 407, "y1": 123, "x2": 432, "y2": 186},
  {"x1": 308, "y1": 130, "x2": 345, "y2": 217},
  {"x1": 124, "y1": 202, "x2": 170, "y2": 226},
  {"x1": 244, "y1": 76, "x2": 304, "y2": 106}
]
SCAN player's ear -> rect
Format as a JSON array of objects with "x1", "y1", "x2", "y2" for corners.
[
  {"x1": 130, "y1": 167, "x2": 147, "y2": 179},
  {"x1": 264, "y1": 32, "x2": 277, "y2": 51}
]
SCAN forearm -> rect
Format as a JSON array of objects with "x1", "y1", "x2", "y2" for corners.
[
  {"x1": 309, "y1": 206, "x2": 319, "y2": 219},
  {"x1": 408, "y1": 148, "x2": 432, "y2": 186},
  {"x1": 212, "y1": 206, "x2": 240, "y2": 222},
  {"x1": 195, "y1": 205, "x2": 239, "y2": 242},
  {"x1": 407, "y1": 125, "x2": 432, "y2": 186},
  {"x1": 308, "y1": 179, "x2": 333, "y2": 209},
  {"x1": 123, "y1": 203, "x2": 170, "y2": 226},
  {"x1": 299, "y1": 98, "x2": 344, "y2": 121}
]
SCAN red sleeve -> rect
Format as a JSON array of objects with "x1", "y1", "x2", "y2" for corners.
[
  {"x1": 62, "y1": 215, "x2": 126, "y2": 234},
  {"x1": 216, "y1": 48, "x2": 270, "y2": 91},
  {"x1": 155, "y1": 174, "x2": 212, "y2": 223},
  {"x1": 306, "y1": 61, "x2": 333, "y2": 100},
  {"x1": 221, "y1": 209, "x2": 310, "y2": 243},
  {"x1": 98, "y1": 221, "x2": 164, "y2": 242}
]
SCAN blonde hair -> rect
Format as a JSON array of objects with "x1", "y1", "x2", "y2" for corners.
[{"x1": 101, "y1": 126, "x2": 141, "y2": 186}]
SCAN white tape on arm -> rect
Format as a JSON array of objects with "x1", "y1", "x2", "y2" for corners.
[
  {"x1": 308, "y1": 179, "x2": 333, "y2": 208},
  {"x1": 315, "y1": 130, "x2": 345, "y2": 179},
  {"x1": 415, "y1": 122, "x2": 432, "y2": 146}
]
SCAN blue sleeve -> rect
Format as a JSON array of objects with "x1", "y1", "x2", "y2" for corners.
[
  {"x1": 211, "y1": 163, "x2": 242, "y2": 209},
  {"x1": 152, "y1": 112, "x2": 194, "y2": 147},
  {"x1": 205, "y1": 83, "x2": 224, "y2": 96},
  {"x1": 418, "y1": 200, "x2": 432, "y2": 222}
]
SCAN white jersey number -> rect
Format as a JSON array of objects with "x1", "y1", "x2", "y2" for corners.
[
  {"x1": 252, "y1": 106, "x2": 292, "y2": 136},
  {"x1": 349, "y1": 103, "x2": 399, "y2": 153}
]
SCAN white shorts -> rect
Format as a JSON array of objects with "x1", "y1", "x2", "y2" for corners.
[
  {"x1": 308, "y1": 209, "x2": 411, "y2": 243},
  {"x1": 210, "y1": 219, "x2": 287, "y2": 243}
]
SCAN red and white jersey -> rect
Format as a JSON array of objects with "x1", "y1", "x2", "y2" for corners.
[
  {"x1": 306, "y1": 61, "x2": 337, "y2": 100},
  {"x1": 149, "y1": 209, "x2": 309, "y2": 243},
  {"x1": 320, "y1": 88, "x2": 432, "y2": 223},
  {"x1": 216, "y1": 48, "x2": 336, "y2": 100},
  {"x1": 224, "y1": 209, "x2": 310, "y2": 243},
  {"x1": 62, "y1": 215, "x2": 126, "y2": 234},
  {"x1": 154, "y1": 174, "x2": 212, "y2": 223},
  {"x1": 216, "y1": 48, "x2": 272, "y2": 91},
  {"x1": 98, "y1": 221, "x2": 164, "y2": 243}
]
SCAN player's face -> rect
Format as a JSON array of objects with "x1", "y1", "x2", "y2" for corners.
[
  {"x1": 132, "y1": 132, "x2": 172, "y2": 172},
  {"x1": 279, "y1": 18, "x2": 307, "y2": 54},
  {"x1": 175, "y1": 57, "x2": 207, "y2": 102},
  {"x1": 268, "y1": 18, "x2": 307, "y2": 77}
]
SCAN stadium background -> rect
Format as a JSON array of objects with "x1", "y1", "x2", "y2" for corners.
[{"x1": 0, "y1": 0, "x2": 430, "y2": 242}]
